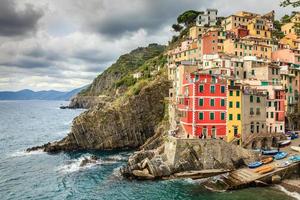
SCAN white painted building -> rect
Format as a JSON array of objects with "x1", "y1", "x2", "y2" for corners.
[{"x1": 196, "y1": 9, "x2": 218, "y2": 27}]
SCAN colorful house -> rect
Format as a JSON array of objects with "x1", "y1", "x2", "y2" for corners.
[
  {"x1": 178, "y1": 73, "x2": 227, "y2": 139},
  {"x1": 226, "y1": 79, "x2": 242, "y2": 144}
]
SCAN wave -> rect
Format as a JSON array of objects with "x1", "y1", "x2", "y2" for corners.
[
  {"x1": 57, "y1": 155, "x2": 122, "y2": 174},
  {"x1": 274, "y1": 185, "x2": 300, "y2": 200},
  {"x1": 106, "y1": 155, "x2": 128, "y2": 162},
  {"x1": 8, "y1": 149, "x2": 44, "y2": 158}
]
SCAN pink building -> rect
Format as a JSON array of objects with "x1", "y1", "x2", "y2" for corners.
[{"x1": 272, "y1": 49, "x2": 300, "y2": 65}]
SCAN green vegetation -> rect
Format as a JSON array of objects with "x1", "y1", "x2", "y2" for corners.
[
  {"x1": 177, "y1": 10, "x2": 200, "y2": 27},
  {"x1": 281, "y1": 0, "x2": 300, "y2": 7},
  {"x1": 78, "y1": 43, "x2": 165, "y2": 96},
  {"x1": 115, "y1": 75, "x2": 137, "y2": 88},
  {"x1": 272, "y1": 20, "x2": 285, "y2": 39}
]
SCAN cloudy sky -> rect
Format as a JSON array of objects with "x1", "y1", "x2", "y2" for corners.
[{"x1": 0, "y1": 0, "x2": 295, "y2": 91}]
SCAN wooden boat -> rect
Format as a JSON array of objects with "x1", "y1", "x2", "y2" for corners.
[
  {"x1": 276, "y1": 161, "x2": 292, "y2": 168},
  {"x1": 260, "y1": 157, "x2": 273, "y2": 164},
  {"x1": 262, "y1": 149, "x2": 278, "y2": 155},
  {"x1": 254, "y1": 166, "x2": 274, "y2": 174},
  {"x1": 248, "y1": 161, "x2": 263, "y2": 169},
  {"x1": 274, "y1": 152, "x2": 288, "y2": 160},
  {"x1": 291, "y1": 146, "x2": 300, "y2": 153},
  {"x1": 278, "y1": 140, "x2": 291, "y2": 147}
]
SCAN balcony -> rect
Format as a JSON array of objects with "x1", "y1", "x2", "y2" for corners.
[{"x1": 228, "y1": 85, "x2": 241, "y2": 90}]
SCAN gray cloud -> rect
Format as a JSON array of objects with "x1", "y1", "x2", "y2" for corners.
[
  {"x1": 0, "y1": 0, "x2": 296, "y2": 91},
  {"x1": 0, "y1": 0, "x2": 43, "y2": 37}
]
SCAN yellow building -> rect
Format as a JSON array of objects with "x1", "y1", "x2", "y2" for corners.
[
  {"x1": 189, "y1": 26, "x2": 208, "y2": 40},
  {"x1": 281, "y1": 12, "x2": 300, "y2": 36},
  {"x1": 223, "y1": 37, "x2": 272, "y2": 59},
  {"x1": 226, "y1": 80, "x2": 242, "y2": 145},
  {"x1": 247, "y1": 17, "x2": 272, "y2": 38},
  {"x1": 222, "y1": 15, "x2": 251, "y2": 31},
  {"x1": 280, "y1": 34, "x2": 300, "y2": 49}
]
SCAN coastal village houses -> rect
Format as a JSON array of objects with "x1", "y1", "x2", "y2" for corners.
[{"x1": 167, "y1": 9, "x2": 300, "y2": 149}]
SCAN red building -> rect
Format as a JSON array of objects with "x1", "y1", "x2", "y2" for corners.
[
  {"x1": 275, "y1": 89, "x2": 285, "y2": 122},
  {"x1": 202, "y1": 30, "x2": 218, "y2": 55},
  {"x1": 178, "y1": 73, "x2": 227, "y2": 138},
  {"x1": 232, "y1": 25, "x2": 249, "y2": 38}
]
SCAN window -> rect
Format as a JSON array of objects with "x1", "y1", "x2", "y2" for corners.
[
  {"x1": 256, "y1": 108, "x2": 260, "y2": 115},
  {"x1": 268, "y1": 102, "x2": 271, "y2": 107},
  {"x1": 210, "y1": 99, "x2": 215, "y2": 106},
  {"x1": 267, "y1": 112, "x2": 269, "y2": 118},
  {"x1": 210, "y1": 85, "x2": 215, "y2": 93},
  {"x1": 237, "y1": 114, "x2": 241, "y2": 120},
  {"x1": 250, "y1": 107, "x2": 254, "y2": 115},
  {"x1": 236, "y1": 102, "x2": 240, "y2": 108},
  {"x1": 256, "y1": 97, "x2": 260, "y2": 103},
  {"x1": 251, "y1": 122, "x2": 254, "y2": 133},
  {"x1": 250, "y1": 95, "x2": 253, "y2": 102},
  {"x1": 199, "y1": 112, "x2": 204, "y2": 120},
  {"x1": 251, "y1": 70, "x2": 255, "y2": 75},
  {"x1": 229, "y1": 114, "x2": 233, "y2": 120},
  {"x1": 199, "y1": 98, "x2": 204, "y2": 106},
  {"x1": 221, "y1": 99, "x2": 225, "y2": 106},
  {"x1": 229, "y1": 90, "x2": 233, "y2": 96},
  {"x1": 229, "y1": 101, "x2": 233, "y2": 108},
  {"x1": 221, "y1": 112, "x2": 225, "y2": 120},
  {"x1": 221, "y1": 86, "x2": 225, "y2": 93},
  {"x1": 210, "y1": 112, "x2": 215, "y2": 120},
  {"x1": 236, "y1": 91, "x2": 240, "y2": 96},
  {"x1": 271, "y1": 112, "x2": 274, "y2": 118},
  {"x1": 199, "y1": 85, "x2": 204, "y2": 92}
]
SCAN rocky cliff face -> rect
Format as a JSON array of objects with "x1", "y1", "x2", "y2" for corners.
[
  {"x1": 121, "y1": 137, "x2": 259, "y2": 180},
  {"x1": 28, "y1": 76, "x2": 170, "y2": 153}
]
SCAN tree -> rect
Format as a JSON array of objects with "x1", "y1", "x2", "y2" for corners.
[
  {"x1": 280, "y1": 0, "x2": 300, "y2": 7},
  {"x1": 177, "y1": 10, "x2": 200, "y2": 26},
  {"x1": 172, "y1": 24, "x2": 183, "y2": 32},
  {"x1": 281, "y1": 14, "x2": 291, "y2": 23}
]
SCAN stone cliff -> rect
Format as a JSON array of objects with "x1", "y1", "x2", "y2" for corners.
[
  {"x1": 121, "y1": 137, "x2": 259, "y2": 180},
  {"x1": 28, "y1": 75, "x2": 170, "y2": 152}
]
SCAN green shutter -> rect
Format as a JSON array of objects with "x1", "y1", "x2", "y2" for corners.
[
  {"x1": 229, "y1": 101, "x2": 233, "y2": 108},
  {"x1": 199, "y1": 112, "x2": 204, "y2": 120},
  {"x1": 229, "y1": 114, "x2": 233, "y2": 120},
  {"x1": 237, "y1": 114, "x2": 241, "y2": 120},
  {"x1": 199, "y1": 98, "x2": 203, "y2": 106},
  {"x1": 210, "y1": 112, "x2": 214, "y2": 120},
  {"x1": 221, "y1": 112, "x2": 225, "y2": 120},
  {"x1": 221, "y1": 99, "x2": 225, "y2": 106},
  {"x1": 236, "y1": 102, "x2": 240, "y2": 108}
]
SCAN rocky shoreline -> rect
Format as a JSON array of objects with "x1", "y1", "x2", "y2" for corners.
[{"x1": 120, "y1": 136, "x2": 259, "y2": 180}]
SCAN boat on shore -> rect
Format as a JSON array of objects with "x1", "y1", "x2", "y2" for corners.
[
  {"x1": 254, "y1": 165, "x2": 274, "y2": 174},
  {"x1": 260, "y1": 157, "x2": 273, "y2": 164},
  {"x1": 288, "y1": 155, "x2": 300, "y2": 162},
  {"x1": 248, "y1": 161, "x2": 263, "y2": 169},
  {"x1": 262, "y1": 149, "x2": 278, "y2": 155},
  {"x1": 278, "y1": 140, "x2": 291, "y2": 147},
  {"x1": 291, "y1": 146, "x2": 300, "y2": 153},
  {"x1": 276, "y1": 161, "x2": 292, "y2": 168},
  {"x1": 274, "y1": 152, "x2": 288, "y2": 160}
]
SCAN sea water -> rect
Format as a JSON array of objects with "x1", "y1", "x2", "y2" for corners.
[{"x1": 0, "y1": 100, "x2": 297, "y2": 200}]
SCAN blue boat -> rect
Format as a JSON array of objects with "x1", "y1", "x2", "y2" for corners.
[
  {"x1": 274, "y1": 152, "x2": 288, "y2": 160},
  {"x1": 288, "y1": 155, "x2": 300, "y2": 162},
  {"x1": 262, "y1": 149, "x2": 278, "y2": 155},
  {"x1": 248, "y1": 161, "x2": 263, "y2": 168}
]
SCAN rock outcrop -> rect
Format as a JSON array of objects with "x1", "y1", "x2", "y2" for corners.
[
  {"x1": 28, "y1": 76, "x2": 170, "y2": 153},
  {"x1": 121, "y1": 137, "x2": 259, "y2": 180}
]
